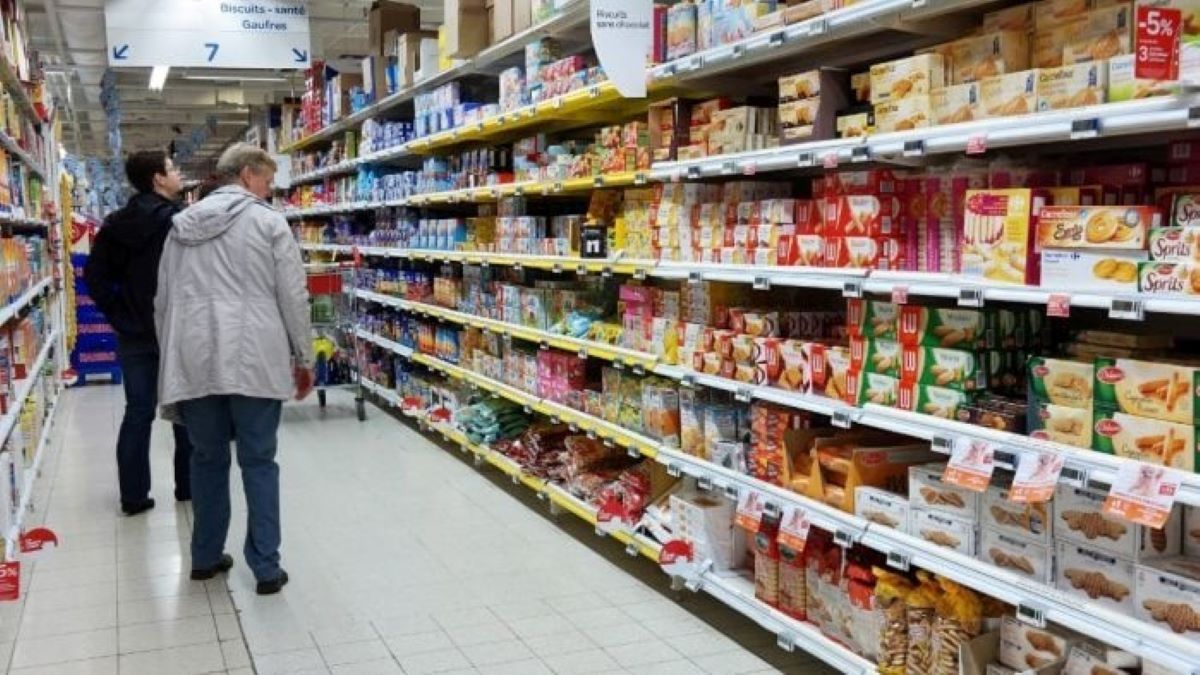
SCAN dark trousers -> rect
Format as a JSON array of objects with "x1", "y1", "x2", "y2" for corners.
[
  {"x1": 116, "y1": 337, "x2": 193, "y2": 505},
  {"x1": 180, "y1": 395, "x2": 283, "y2": 581}
]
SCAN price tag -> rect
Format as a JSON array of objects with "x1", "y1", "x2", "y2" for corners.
[
  {"x1": 743, "y1": 162, "x2": 757, "y2": 176},
  {"x1": 687, "y1": 166, "x2": 701, "y2": 180},
  {"x1": 594, "y1": 176, "x2": 605, "y2": 188},
  {"x1": 1047, "y1": 293, "x2": 1071, "y2": 318},
  {"x1": 1135, "y1": 6, "x2": 1181, "y2": 80},
  {"x1": 958, "y1": 286, "x2": 984, "y2": 307},
  {"x1": 721, "y1": 161, "x2": 735, "y2": 175},
  {"x1": 752, "y1": 276, "x2": 771, "y2": 291},
  {"x1": 886, "y1": 550, "x2": 911, "y2": 571},
  {"x1": 1009, "y1": 450, "x2": 1065, "y2": 503},
  {"x1": 0, "y1": 561, "x2": 18, "y2": 601},
  {"x1": 735, "y1": 387, "x2": 753, "y2": 403},
  {"x1": 1070, "y1": 118, "x2": 1100, "y2": 140},
  {"x1": 777, "y1": 504, "x2": 811, "y2": 551},
  {"x1": 942, "y1": 438, "x2": 996, "y2": 492},
  {"x1": 576, "y1": 264, "x2": 587, "y2": 276},
  {"x1": 666, "y1": 463, "x2": 682, "y2": 477},
  {"x1": 966, "y1": 134, "x2": 988, "y2": 155},
  {"x1": 1109, "y1": 296, "x2": 1144, "y2": 321},
  {"x1": 891, "y1": 285, "x2": 909, "y2": 305},
  {"x1": 842, "y1": 279, "x2": 863, "y2": 298},
  {"x1": 768, "y1": 30, "x2": 786, "y2": 47},
  {"x1": 797, "y1": 153, "x2": 814, "y2": 168},
  {"x1": 903, "y1": 140, "x2": 925, "y2": 157},
  {"x1": 1060, "y1": 463, "x2": 1090, "y2": 488},
  {"x1": 1016, "y1": 601, "x2": 1047, "y2": 629},
  {"x1": 823, "y1": 153, "x2": 839, "y2": 169},
  {"x1": 831, "y1": 408, "x2": 855, "y2": 429},
  {"x1": 734, "y1": 490, "x2": 766, "y2": 530},
  {"x1": 687, "y1": 271, "x2": 703, "y2": 285},
  {"x1": 731, "y1": 44, "x2": 745, "y2": 58},
  {"x1": 659, "y1": 539, "x2": 699, "y2": 579},
  {"x1": 589, "y1": 86, "x2": 601, "y2": 98},
  {"x1": 851, "y1": 146, "x2": 870, "y2": 163},
  {"x1": 1103, "y1": 461, "x2": 1182, "y2": 528}
]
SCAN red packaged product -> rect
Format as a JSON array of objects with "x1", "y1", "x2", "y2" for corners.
[
  {"x1": 823, "y1": 236, "x2": 902, "y2": 269},
  {"x1": 822, "y1": 194, "x2": 904, "y2": 236},
  {"x1": 826, "y1": 169, "x2": 902, "y2": 196}
]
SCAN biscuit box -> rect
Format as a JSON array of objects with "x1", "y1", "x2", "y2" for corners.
[
  {"x1": 1036, "y1": 61, "x2": 1107, "y2": 111},
  {"x1": 1135, "y1": 557, "x2": 1200, "y2": 644},
  {"x1": 1091, "y1": 409, "x2": 1197, "y2": 472},
  {"x1": 1056, "y1": 539, "x2": 1136, "y2": 613},
  {"x1": 931, "y1": 82, "x2": 983, "y2": 124},
  {"x1": 846, "y1": 299, "x2": 899, "y2": 340},
  {"x1": 849, "y1": 336, "x2": 901, "y2": 377},
  {"x1": 854, "y1": 486, "x2": 909, "y2": 531},
  {"x1": 1107, "y1": 53, "x2": 1183, "y2": 102},
  {"x1": 980, "y1": 69, "x2": 1039, "y2": 117},
  {"x1": 1061, "y1": 3, "x2": 1134, "y2": 65},
  {"x1": 1093, "y1": 357, "x2": 1199, "y2": 425},
  {"x1": 962, "y1": 188, "x2": 1038, "y2": 285},
  {"x1": 869, "y1": 53, "x2": 946, "y2": 104},
  {"x1": 1028, "y1": 400, "x2": 1093, "y2": 448},
  {"x1": 898, "y1": 382, "x2": 970, "y2": 419},
  {"x1": 873, "y1": 95, "x2": 933, "y2": 133},
  {"x1": 849, "y1": 370, "x2": 900, "y2": 407},
  {"x1": 1039, "y1": 249, "x2": 1146, "y2": 293},
  {"x1": 1055, "y1": 483, "x2": 1182, "y2": 560},
  {"x1": 940, "y1": 30, "x2": 1031, "y2": 84},
  {"x1": 982, "y1": 482, "x2": 1053, "y2": 544},
  {"x1": 823, "y1": 236, "x2": 903, "y2": 269},
  {"x1": 1154, "y1": 226, "x2": 1200, "y2": 262},
  {"x1": 908, "y1": 462, "x2": 980, "y2": 519},
  {"x1": 981, "y1": 526, "x2": 1053, "y2": 582},
  {"x1": 999, "y1": 616, "x2": 1081, "y2": 671},
  {"x1": 1035, "y1": 205, "x2": 1157, "y2": 249},
  {"x1": 1138, "y1": 260, "x2": 1200, "y2": 296},
  {"x1": 898, "y1": 305, "x2": 989, "y2": 349},
  {"x1": 900, "y1": 345, "x2": 988, "y2": 392},
  {"x1": 909, "y1": 507, "x2": 977, "y2": 555},
  {"x1": 1027, "y1": 356, "x2": 1094, "y2": 410}
]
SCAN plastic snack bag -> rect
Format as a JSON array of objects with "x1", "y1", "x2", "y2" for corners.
[
  {"x1": 906, "y1": 571, "x2": 939, "y2": 675},
  {"x1": 931, "y1": 577, "x2": 982, "y2": 675},
  {"x1": 875, "y1": 567, "x2": 914, "y2": 675}
]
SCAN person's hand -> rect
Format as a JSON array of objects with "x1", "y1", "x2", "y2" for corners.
[{"x1": 294, "y1": 365, "x2": 314, "y2": 401}]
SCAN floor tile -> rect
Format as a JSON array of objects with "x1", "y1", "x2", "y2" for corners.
[
  {"x1": 584, "y1": 622, "x2": 656, "y2": 648},
  {"x1": 638, "y1": 659, "x2": 709, "y2": 675},
  {"x1": 521, "y1": 628, "x2": 598, "y2": 657},
  {"x1": 311, "y1": 620, "x2": 380, "y2": 646},
  {"x1": 321, "y1": 638, "x2": 392, "y2": 666},
  {"x1": 372, "y1": 613, "x2": 438, "y2": 637},
  {"x1": 443, "y1": 620, "x2": 515, "y2": 647},
  {"x1": 396, "y1": 647, "x2": 472, "y2": 674},
  {"x1": 540, "y1": 647, "x2": 622, "y2": 674},
  {"x1": 9, "y1": 627, "x2": 118, "y2": 669},
  {"x1": 254, "y1": 646, "x2": 328, "y2": 674},
  {"x1": 117, "y1": 641, "x2": 225, "y2": 675},
  {"x1": 220, "y1": 638, "x2": 252, "y2": 669},
  {"x1": 506, "y1": 614, "x2": 577, "y2": 640},
  {"x1": 431, "y1": 606, "x2": 497, "y2": 629},
  {"x1": 214, "y1": 612, "x2": 242, "y2": 641},
  {"x1": 458, "y1": 637, "x2": 535, "y2": 666},
  {"x1": 563, "y1": 606, "x2": 633, "y2": 630},
  {"x1": 480, "y1": 659, "x2": 555, "y2": 675},
  {"x1": 692, "y1": 649, "x2": 776, "y2": 674},
  {"x1": 16, "y1": 604, "x2": 118, "y2": 639},
  {"x1": 118, "y1": 615, "x2": 218, "y2": 653},
  {"x1": 117, "y1": 593, "x2": 213, "y2": 625},
  {"x1": 331, "y1": 659, "x2": 405, "y2": 675},
  {"x1": 605, "y1": 638, "x2": 684, "y2": 668},
  {"x1": 383, "y1": 629, "x2": 454, "y2": 657},
  {"x1": 8, "y1": 655, "x2": 118, "y2": 675}
]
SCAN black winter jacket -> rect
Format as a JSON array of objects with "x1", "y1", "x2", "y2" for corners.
[{"x1": 83, "y1": 192, "x2": 181, "y2": 341}]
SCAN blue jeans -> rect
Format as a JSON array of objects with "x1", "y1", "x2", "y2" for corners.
[
  {"x1": 180, "y1": 395, "x2": 284, "y2": 582},
  {"x1": 116, "y1": 337, "x2": 193, "y2": 505}
]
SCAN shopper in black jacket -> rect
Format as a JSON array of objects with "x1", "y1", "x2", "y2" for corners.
[{"x1": 84, "y1": 151, "x2": 193, "y2": 515}]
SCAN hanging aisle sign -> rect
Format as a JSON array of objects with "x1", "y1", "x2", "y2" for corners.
[
  {"x1": 589, "y1": 0, "x2": 652, "y2": 98},
  {"x1": 105, "y1": 0, "x2": 312, "y2": 69}
]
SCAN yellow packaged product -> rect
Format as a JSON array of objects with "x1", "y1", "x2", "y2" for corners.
[
  {"x1": 1093, "y1": 410, "x2": 1196, "y2": 471},
  {"x1": 851, "y1": 71, "x2": 871, "y2": 102},
  {"x1": 837, "y1": 111, "x2": 873, "y2": 137},
  {"x1": 779, "y1": 70, "x2": 823, "y2": 101},
  {"x1": 983, "y1": 3, "x2": 1035, "y2": 31},
  {"x1": 905, "y1": 572, "x2": 939, "y2": 675},
  {"x1": 932, "y1": 578, "x2": 982, "y2": 675},
  {"x1": 1061, "y1": 3, "x2": 1134, "y2": 64},
  {"x1": 938, "y1": 31, "x2": 1030, "y2": 83},
  {"x1": 1094, "y1": 357, "x2": 1198, "y2": 425},
  {"x1": 980, "y1": 70, "x2": 1039, "y2": 117},
  {"x1": 874, "y1": 96, "x2": 933, "y2": 133},
  {"x1": 961, "y1": 188, "x2": 1037, "y2": 285},
  {"x1": 931, "y1": 83, "x2": 983, "y2": 125},
  {"x1": 873, "y1": 568, "x2": 913, "y2": 675},
  {"x1": 1107, "y1": 53, "x2": 1183, "y2": 102},
  {"x1": 1036, "y1": 61, "x2": 1107, "y2": 111},
  {"x1": 1034, "y1": 0, "x2": 1094, "y2": 25},
  {"x1": 869, "y1": 53, "x2": 945, "y2": 104}
]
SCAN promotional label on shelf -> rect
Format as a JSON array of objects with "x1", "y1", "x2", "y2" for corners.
[
  {"x1": 0, "y1": 562, "x2": 18, "y2": 602},
  {"x1": 658, "y1": 539, "x2": 697, "y2": 578},
  {"x1": 1008, "y1": 450, "x2": 1064, "y2": 503},
  {"x1": 589, "y1": 0, "x2": 651, "y2": 98},
  {"x1": 1135, "y1": 6, "x2": 1181, "y2": 80},
  {"x1": 1103, "y1": 461, "x2": 1182, "y2": 528},
  {"x1": 942, "y1": 438, "x2": 996, "y2": 492},
  {"x1": 1046, "y1": 293, "x2": 1071, "y2": 318},
  {"x1": 777, "y1": 505, "x2": 811, "y2": 551},
  {"x1": 734, "y1": 490, "x2": 766, "y2": 530},
  {"x1": 18, "y1": 527, "x2": 58, "y2": 556},
  {"x1": 595, "y1": 495, "x2": 629, "y2": 535}
]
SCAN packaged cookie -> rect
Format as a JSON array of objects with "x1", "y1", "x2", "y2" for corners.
[
  {"x1": 1186, "y1": 505, "x2": 1200, "y2": 557},
  {"x1": 851, "y1": 370, "x2": 900, "y2": 407},
  {"x1": 898, "y1": 306, "x2": 988, "y2": 349},
  {"x1": 850, "y1": 336, "x2": 902, "y2": 377},
  {"x1": 906, "y1": 572, "x2": 940, "y2": 674},
  {"x1": 753, "y1": 513, "x2": 781, "y2": 607},
  {"x1": 870, "y1": 53, "x2": 946, "y2": 104},
  {"x1": 1028, "y1": 400, "x2": 1093, "y2": 448},
  {"x1": 980, "y1": 70, "x2": 1039, "y2": 117},
  {"x1": 874, "y1": 96, "x2": 933, "y2": 133},
  {"x1": 1035, "y1": 205, "x2": 1158, "y2": 249},
  {"x1": 1060, "y1": 4, "x2": 1134, "y2": 65},
  {"x1": 999, "y1": 614, "x2": 1075, "y2": 670},
  {"x1": 778, "y1": 538, "x2": 807, "y2": 620},
  {"x1": 855, "y1": 486, "x2": 910, "y2": 532},
  {"x1": 847, "y1": 299, "x2": 899, "y2": 340},
  {"x1": 1039, "y1": 249, "x2": 1146, "y2": 293},
  {"x1": 982, "y1": 483, "x2": 1053, "y2": 544},
  {"x1": 931, "y1": 82, "x2": 983, "y2": 124},
  {"x1": 1138, "y1": 259, "x2": 1200, "y2": 296},
  {"x1": 939, "y1": 31, "x2": 1031, "y2": 84},
  {"x1": 1093, "y1": 357, "x2": 1198, "y2": 425},
  {"x1": 909, "y1": 463, "x2": 981, "y2": 519},
  {"x1": 901, "y1": 345, "x2": 988, "y2": 392},
  {"x1": 898, "y1": 382, "x2": 970, "y2": 420},
  {"x1": 873, "y1": 568, "x2": 912, "y2": 675},
  {"x1": 1036, "y1": 61, "x2": 1107, "y2": 111},
  {"x1": 911, "y1": 507, "x2": 978, "y2": 555},
  {"x1": 1091, "y1": 409, "x2": 1197, "y2": 471},
  {"x1": 981, "y1": 527, "x2": 1054, "y2": 582},
  {"x1": 1135, "y1": 557, "x2": 1200, "y2": 643},
  {"x1": 1027, "y1": 357, "x2": 1094, "y2": 410},
  {"x1": 932, "y1": 578, "x2": 982, "y2": 675},
  {"x1": 1149, "y1": 226, "x2": 1200, "y2": 261},
  {"x1": 1055, "y1": 539, "x2": 1135, "y2": 612},
  {"x1": 961, "y1": 188, "x2": 1037, "y2": 285},
  {"x1": 1055, "y1": 483, "x2": 1182, "y2": 560}
]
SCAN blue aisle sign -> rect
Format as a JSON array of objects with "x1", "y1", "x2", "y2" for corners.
[{"x1": 105, "y1": 0, "x2": 312, "y2": 69}]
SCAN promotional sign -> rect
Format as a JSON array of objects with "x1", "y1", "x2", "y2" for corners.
[
  {"x1": 776, "y1": 505, "x2": 811, "y2": 551},
  {"x1": 1135, "y1": 6, "x2": 1181, "y2": 80},
  {"x1": 1008, "y1": 450, "x2": 1064, "y2": 503},
  {"x1": 659, "y1": 539, "x2": 698, "y2": 579},
  {"x1": 1103, "y1": 461, "x2": 1182, "y2": 529},
  {"x1": 105, "y1": 0, "x2": 312, "y2": 69},
  {"x1": 19, "y1": 527, "x2": 58, "y2": 555},
  {"x1": 0, "y1": 562, "x2": 18, "y2": 602},
  {"x1": 734, "y1": 489, "x2": 766, "y2": 531},
  {"x1": 589, "y1": 0, "x2": 652, "y2": 98},
  {"x1": 942, "y1": 438, "x2": 996, "y2": 492},
  {"x1": 595, "y1": 495, "x2": 628, "y2": 535}
]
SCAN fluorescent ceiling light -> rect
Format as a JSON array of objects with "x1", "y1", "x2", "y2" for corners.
[
  {"x1": 149, "y1": 65, "x2": 170, "y2": 91},
  {"x1": 183, "y1": 75, "x2": 288, "y2": 83}
]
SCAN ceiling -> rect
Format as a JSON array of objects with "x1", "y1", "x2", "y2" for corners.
[{"x1": 24, "y1": 0, "x2": 445, "y2": 171}]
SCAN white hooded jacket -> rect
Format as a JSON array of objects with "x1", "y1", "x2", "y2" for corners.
[{"x1": 155, "y1": 185, "x2": 313, "y2": 410}]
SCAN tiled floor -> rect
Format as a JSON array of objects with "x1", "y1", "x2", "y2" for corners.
[{"x1": 2, "y1": 385, "x2": 836, "y2": 674}]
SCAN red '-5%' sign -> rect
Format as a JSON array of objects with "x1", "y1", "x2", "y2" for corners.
[{"x1": 1136, "y1": 6, "x2": 1181, "y2": 80}]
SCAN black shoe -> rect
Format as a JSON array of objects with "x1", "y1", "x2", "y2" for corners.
[
  {"x1": 256, "y1": 570, "x2": 289, "y2": 595},
  {"x1": 121, "y1": 498, "x2": 155, "y2": 516},
  {"x1": 190, "y1": 554, "x2": 234, "y2": 580},
  {"x1": 175, "y1": 492, "x2": 191, "y2": 503}
]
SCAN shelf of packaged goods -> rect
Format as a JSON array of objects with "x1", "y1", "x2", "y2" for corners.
[
  {"x1": 354, "y1": 327, "x2": 414, "y2": 359},
  {"x1": 0, "y1": 277, "x2": 51, "y2": 327},
  {"x1": 0, "y1": 214, "x2": 49, "y2": 230},
  {"x1": 289, "y1": 145, "x2": 417, "y2": 186},
  {"x1": 0, "y1": 56, "x2": 41, "y2": 127},
  {"x1": 0, "y1": 131, "x2": 44, "y2": 179},
  {"x1": 0, "y1": 330, "x2": 59, "y2": 453},
  {"x1": 355, "y1": 289, "x2": 660, "y2": 370},
  {"x1": 407, "y1": 171, "x2": 645, "y2": 206},
  {"x1": 5, "y1": 387, "x2": 61, "y2": 558},
  {"x1": 652, "y1": 93, "x2": 1200, "y2": 181},
  {"x1": 406, "y1": 82, "x2": 635, "y2": 154},
  {"x1": 280, "y1": 1, "x2": 588, "y2": 154},
  {"x1": 284, "y1": 201, "x2": 384, "y2": 219},
  {"x1": 652, "y1": 443, "x2": 1200, "y2": 674},
  {"x1": 653, "y1": 261, "x2": 867, "y2": 290}
]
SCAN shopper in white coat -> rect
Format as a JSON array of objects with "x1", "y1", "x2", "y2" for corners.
[{"x1": 155, "y1": 143, "x2": 314, "y2": 595}]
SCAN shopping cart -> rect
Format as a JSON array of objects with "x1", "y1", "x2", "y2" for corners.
[{"x1": 306, "y1": 263, "x2": 366, "y2": 421}]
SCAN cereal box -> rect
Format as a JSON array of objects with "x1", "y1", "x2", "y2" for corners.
[
  {"x1": 1040, "y1": 249, "x2": 1146, "y2": 292},
  {"x1": 980, "y1": 70, "x2": 1039, "y2": 116},
  {"x1": 1036, "y1": 205, "x2": 1156, "y2": 249},
  {"x1": 931, "y1": 83, "x2": 983, "y2": 125},
  {"x1": 869, "y1": 53, "x2": 945, "y2": 104},
  {"x1": 962, "y1": 189, "x2": 1037, "y2": 284},
  {"x1": 873, "y1": 95, "x2": 933, "y2": 132},
  {"x1": 1056, "y1": 540, "x2": 1136, "y2": 612},
  {"x1": 1056, "y1": 483, "x2": 1182, "y2": 560},
  {"x1": 1093, "y1": 357, "x2": 1199, "y2": 424},
  {"x1": 1092, "y1": 409, "x2": 1197, "y2": 471},
  {"x1": 982, "y1": 527, "x2": 1053, "y2": 582},
  {"x1": 1036, "y1": 61, "x2": 1107, "y2": 111}
]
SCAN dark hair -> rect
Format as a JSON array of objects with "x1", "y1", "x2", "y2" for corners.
[
  {"x1": 197, "y1": 178, "x2": 224, "y2": 200},
  {"x1": 125, "y1": 150, "x2": 169, "y2": 193}
]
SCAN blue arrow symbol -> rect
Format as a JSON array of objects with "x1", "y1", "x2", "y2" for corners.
[
  {"x1": 112, "y1": 44, "x2": 129, "y2": 60},
  {"x1": 292, "y1": 48, "x2": 308, "y2": 63},
  {"x1": 205, "y1": 43, "x2": 219, "y2": 62}
]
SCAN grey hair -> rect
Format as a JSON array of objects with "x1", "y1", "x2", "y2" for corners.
[{"x1": 215, "y1": 143, "x2": 277, "y2": 180}]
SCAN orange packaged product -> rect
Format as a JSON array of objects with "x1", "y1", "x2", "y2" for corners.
[{"x1": 1036, "y1": 205, "x2": 1158, "y2": 249}]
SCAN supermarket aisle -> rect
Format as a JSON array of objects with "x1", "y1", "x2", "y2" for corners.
[{"x1": 5, "y1": 386, "x2": 835, "y2": 675}]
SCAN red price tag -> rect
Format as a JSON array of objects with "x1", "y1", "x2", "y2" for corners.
[
  {"x1": 19, "y1": 527, "x2": 58, "y2": 555},
  {"x1": 891, "y1": 285, "x2": 909, "y2": 305},
  {"x1": 1104, "y1": 461, "x2": 1181, "y2": 529},
  {"x1": 659, "y1": 539, "x2": 698, "y2": 578},
  {"x1": 1136, "y1": 6, "x2": 1182, "y2": 80},
  {"x1": 743, "y1": 162, "x2": 757, "y2": 176},
  {"x1": 0, "y1": 562, "x2": 19, "y2": 602},
  {"x1": 777, "y1": 505, "x2": 811, "y2": 551},
  {"x1": 966, "y1": 135, "x2": 988, "y2": 155},
  {"x1": 823, "y1": 153, "x2": 839, "y2": 169},
  {"x1": 1047, "y1": 293, "x2": 1071, "y2": 318}
]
